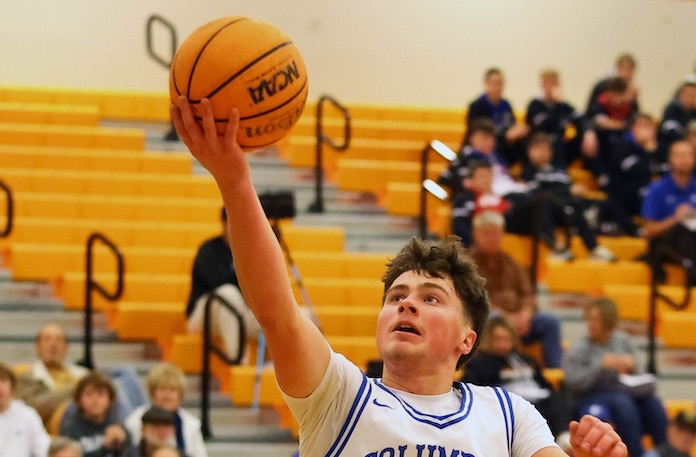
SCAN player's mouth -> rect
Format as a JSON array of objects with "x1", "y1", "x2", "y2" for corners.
[{"x1": 392, "y1": 321, "x2": 421, "y2": 336}]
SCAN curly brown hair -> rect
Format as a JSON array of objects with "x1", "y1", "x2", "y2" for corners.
[{"x1": 382, "y1": 236, "x2": 489, "y2": 368}]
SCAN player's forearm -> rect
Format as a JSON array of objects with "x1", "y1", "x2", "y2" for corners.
[{"x1": 221, "y1": 176, "x2": 298, "y2": 325}]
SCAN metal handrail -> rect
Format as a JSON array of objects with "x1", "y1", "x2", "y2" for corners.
[
  {"x1": 0, "y1": 178, "x2": 13, "y2": 237},
  {"x1": 82, "y1": 233, "x2": 124, "y2": 370},
  {"x1": 145, "y1": 14, "x2": 179, "y2": 141},
  {"x1": 646, "y1": 244, "x2": 692, "y2": 374},
  {"x1": 529, "y1": 191, "x2": 573, "y2": 291},
  {"x1": 308, "y1": 95, "x2": 351, "y2": 213},
  {"x1": 200, "y1": 291, "x2": 246, "y2": 439}
]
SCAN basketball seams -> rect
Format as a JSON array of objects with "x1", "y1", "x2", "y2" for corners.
[
  {"x1": 198, "y1": 41, "x2": 296, "y2": 102},
  {"x1": 186, "y1": 17, "x2": 249, "y2": 98}
]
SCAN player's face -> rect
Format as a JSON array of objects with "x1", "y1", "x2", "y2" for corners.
[{"x1": 377, "y1": 270, "x2": 475, "y2": 372}]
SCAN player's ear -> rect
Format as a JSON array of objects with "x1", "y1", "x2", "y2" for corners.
[{"x1": 458, "y1": 329, "x2": 477, "y2": 356}]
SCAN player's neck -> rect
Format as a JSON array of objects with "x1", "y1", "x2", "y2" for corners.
[{"x1": 381, "y1": 366, "x2": 454, "y2": 395}]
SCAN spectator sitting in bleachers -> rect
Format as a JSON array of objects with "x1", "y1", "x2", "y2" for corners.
[
  {"x1": 603, "y1": 113, "x2": 658, "y2": 237},
  {"x1": 521, "y1": 132, "x2": 616, "y2": 261},
  {"x1": 124, "y1": 363, "x2": 205, "y2": 457},
  {"x1": 585, "y1": 77, "x2": 639, "y2": 187},
  {"x1": 526, "y1": 68, "x2": 596, "y2": 169},
  {"x1": 0, "y1": 361, "x2": 50, "y2": 457},
  {"x1": 451, "y1": 159, "x2": 511, "y2": 247},
  {"x1": 60, "y1": 371, "x2": 132, "y2": 457},
  {"x1": 15, "y1": 323, "x2": 90, "y2": 425},
  {"x1": 586, "y1": 53, "x2": 640, "y2": 115},
  {"x1": 468, "y1": 210, "x2": 564, "y2": 368},
  {"x1": 125, "y1": 406, "x2": 188, "y2": 457},
  {"x1": 657, "y1": 81, "x2": 696, "y2": 168},
  {"x1": 49, "y1": 436, "x2": 83, "y2": 457},
  {"x1": 563, "y1": 297, "x2": 667, "y2": 457},
  {"x1": 186, "y1": 206, "x2": 260, "y2": 364},
  {"x1": 15, "y1": 323, "x2": 147, "y2": 428},
  {"x1": 465, "y1": 67, "x2": 530, "y2": 166},
  {"x1": 643, "y1": 410, "x2": 696, "y2": 457},
  {"x1": 640, "y1": 140, "x2": 696, "y2": 285},
  {"x1": 461, "y1": 315, "x2": 571, "y2": 438}
]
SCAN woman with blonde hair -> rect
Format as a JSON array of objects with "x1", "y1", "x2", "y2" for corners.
[{"x1": 123, "y1": 363, "x2": 206, "y2": 457}]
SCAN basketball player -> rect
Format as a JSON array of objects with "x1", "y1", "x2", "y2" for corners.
[{"x1": 170, "y1": 96, "x2": 627, "y2": 457}]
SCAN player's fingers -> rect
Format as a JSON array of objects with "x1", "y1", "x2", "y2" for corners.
[
  {"x1": 169, "y1": 102, "x2": 195, "y2": 150},
  {"x1": 199, "y1": 98, "x2": 220, "y2": 148},
  {"x1": 224, "y1": 107, "x2": 240, "y2": 149},
  {"x1": 588, "y1": 428, "x2": 622, "y2": 456},
  {"x1": 176, "y1": 96, "x2": 204, "y2": 145}
]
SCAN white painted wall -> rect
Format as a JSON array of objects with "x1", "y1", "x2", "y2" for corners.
[{"x1": 2, "y1": 0, "x2": 695, "y2": 116}]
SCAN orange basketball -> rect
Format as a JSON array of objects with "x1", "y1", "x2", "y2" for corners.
[{"x1": 169, "y1": 16, "x2": 309, "y2": 150}]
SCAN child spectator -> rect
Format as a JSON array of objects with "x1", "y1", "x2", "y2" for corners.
[
  {"x1": 125, "y1": 407, "x2": 187, "y2": 457},
  {"x1": 49, "y1": 437, "x2": 83, "y2": 457},
  {"x1": 451, "y1": 159, "x2": 510, "y2": 247},
  {"x1": 462, "y1": 316, "x2": 571, "y2": 438},
  {"x1": 0, "y1": 361, "x2": 50, "y2": 457},
  {"x1": 465, "y1": 67, "x2": 530, "y2": 166},
  {"x1": 658, "y1": 81, "x2": 696, "y2": 165},
  {"x1": 644, "y1": 410, "x2": 696, "y2": 457},
  {"x1": 124, "y1": 364, "x2": 206, "y2": 457},
  {"x1": 586, "y1": 77, "x2": 639, "y2": 186},
  {"x1": 603, "y1": 113, "x2": 658, "y2": 236},
  {"x1": 586, "y1": 53, "x2": 640, "y2": 114},
  {"x1": 521, "y1": 132, "x2": 616, "y2": 261},
  {"x1": 60, "y1": 371, "x2": 131, "y2": 457},
  {"x1": 525, "y1": 68, "x2": 594, "y2": 169}
]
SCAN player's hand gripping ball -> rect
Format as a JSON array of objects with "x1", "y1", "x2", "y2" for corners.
[{"x1": 170, "y1": 16, "x2": 309, "y2": 151}]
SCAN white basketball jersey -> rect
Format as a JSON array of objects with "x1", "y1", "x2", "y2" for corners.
[{"x1": 283, "y1": 352, "x2": 556, "y2": 457}]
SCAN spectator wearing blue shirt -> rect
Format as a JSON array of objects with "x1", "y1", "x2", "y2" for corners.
[
  {"x1": 466, "y1": 68, "x2": 529, "y2": 166},
  {"x1": 641, "y1": 140, "x2": 696, "y2": 284}
]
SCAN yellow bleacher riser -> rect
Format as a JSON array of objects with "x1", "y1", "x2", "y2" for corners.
[
  {"x1": 0, "y1": 168, "x2": 220, "y2": 199},
  {"x1": 289, "y1": 116, "x2": 463, "y2": 143},
  {"x1": 312, "y1": 306, "x2": 379, "y2": 337},
  {"x1": 383, "y1": 181, "x2": 450, "y2": 218},
  {"x1": 8, "y1": 192, "x2": 221, "y2": 223},
  {"x1": 3, "y1": 217, "x2": 218, "y2": 249},
  {"x1": 336, "y1": 159, "x2": 448, "y2": 194},
  {"x1": 0, "y1": 102, "x2": 100, "y2": 126},
  {"x1": 58, "y1": 272, "x2": 190, "y2": 311},
  {"x1": 600, "y1": 284, "x2": 694, "y2": 322},
  {"x1": 289, "y1": 251, "x2": 390, "y2": 280},
  {"x1": 279, "y1": 223, "x2": 346, "y2": 252},
  {"x1": 0, "y1": 123, "x2": 145, "y2": 150},
  {"x1": 113, "y1": 302, "x2": 187, "y2": 341},
  {"x1": 546, "y1": 259, "x2": 651, "y2": 293},
  {"x1": 293, "y1": 278, "x2": 384, "y2": 308},
  {"x1": 0, "y1": 145, "x2": 193, "y2": 174},
  {"x1": 283, "y1": 136, "x2": 456, "y2": 172},
  {"x1": 661, "y1": 311, "x2": 696, "y2": 348},
  {"x1": 0, "y1": 85, "x2": 171, "y2": 122},
  {"x1": 7, "y1": 243, "x2": 195, "y2": 281}
]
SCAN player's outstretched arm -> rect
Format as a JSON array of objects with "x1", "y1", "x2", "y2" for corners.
[
  {"x1": 534, "y1": 415, "x2": 627, "y2": 457},
  {"x1": 171, "y1": 97, "x2": 330, "y2": 398}
]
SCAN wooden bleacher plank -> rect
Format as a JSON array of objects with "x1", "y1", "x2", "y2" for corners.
[
  {"x1": 336, "y1": 158, "x2": 447, "y2": 194},
  {"x1": 0, "y1": 145, "x2": 193, "y2": 174},
  {"x1": 0, "y1": 102, "x2": 100, "y2": 126},
  {"x1": 0, "y1": 168, "x2": 219, "y2": 199},
  {"x1": 545, "y1": 259, "x2": 650, "y2": 293},
  {"x1": 0, "y1": 123, "x2": 145, "y2": 150},
  {"x1": 0, "y1": 85, "x2": 170, "y2": 122}
]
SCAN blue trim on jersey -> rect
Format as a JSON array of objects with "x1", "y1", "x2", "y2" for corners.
[
  {"x1": 494, "y1": 387, "x2": 515, "y2": 455},
  {"x1": 373, "y1": 380, "x2": 473, "y2": 429},
  {"x1": 325, "y1": 374, "x2": 372, "y2": 457}
]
